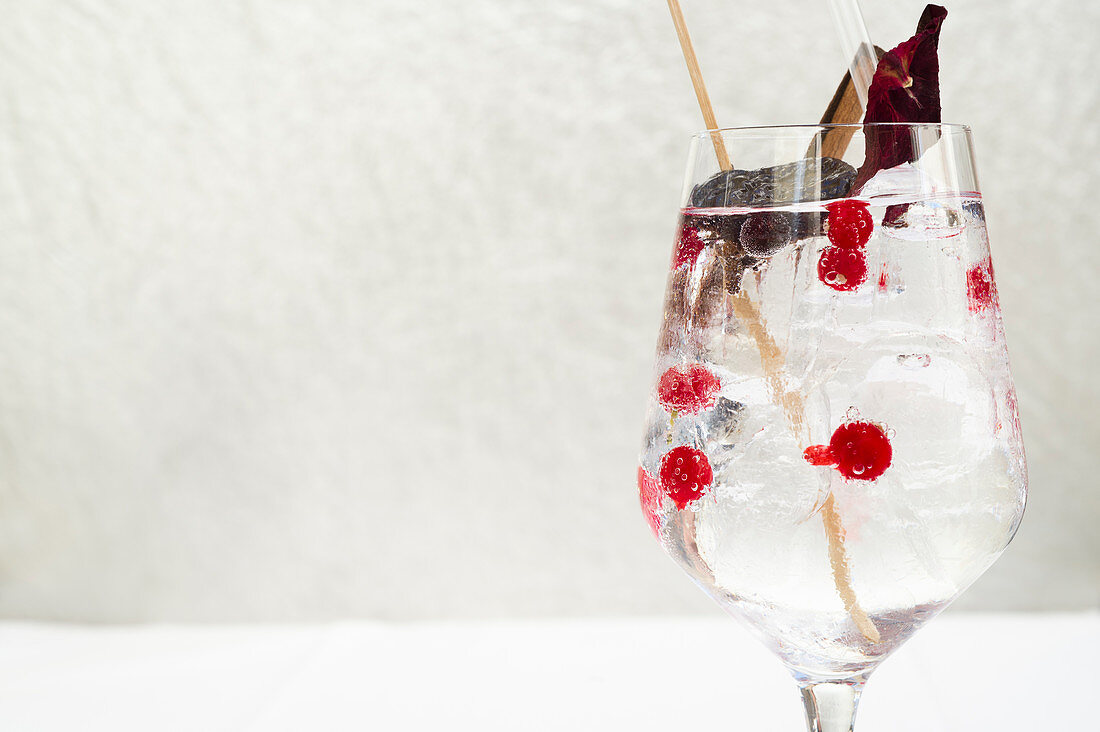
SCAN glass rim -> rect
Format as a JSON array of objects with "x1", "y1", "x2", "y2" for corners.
[{"x1": 690, "y1": 122, "x2": 972, "y2": 138}]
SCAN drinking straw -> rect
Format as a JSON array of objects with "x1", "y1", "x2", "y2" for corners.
[
  {"x1": 826, "y1": 0, "x2": 878, "y2": 110},
  {"x1": 664, "y1": 0, "x2": 881, "y2": 643},
  {"x1": 818, "y1": 0, "x2": 883, "y2": 643},
  {"x1": 814, "y1": 44, "x2": 884, "y2": 160}
]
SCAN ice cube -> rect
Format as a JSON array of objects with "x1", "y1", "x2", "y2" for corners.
[
  {"x1": 704, "y1": 397, "x2": 745, "y2": 447},
  {"x1": 857, "y1": 163, "x2": 939, "y2": 204},
  {"x1": 883, "y1": 201, "x2": 964, "y2": 241}
]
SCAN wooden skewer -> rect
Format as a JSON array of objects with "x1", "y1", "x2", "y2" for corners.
[
  {"x1": 665, "y1": 1, "x2": 880, "y2": 643},
  {"x1": 666, "y1": 0, "x2": 732, "y2": 171},
  {"x1": 823, "y1": 493, "x2": 881, "y2": 642}
]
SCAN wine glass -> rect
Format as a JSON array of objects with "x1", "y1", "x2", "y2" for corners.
[{"x1": 637, "y1": 123, "x2": 1026, "y2": 731}]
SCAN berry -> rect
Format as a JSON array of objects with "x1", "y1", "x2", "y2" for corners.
[
  {"x1": 686, "y1": 213, "x2": 745, "y2": 249},
  {"x1": 966, "y1": 260, "x2": 998, "y2": 313},
  {"x1": 826, "y1": 200, "x2": 874, "y2": 249},
  {"x1": 659, "y1": 446, "x2": 713, "y2": 509},
  {"x1": 690, "y1": 157, "x2": 856, "y2": 208},
  {"x1": 673, "y1": 226, "x2": 706, "y2": 269},
  {"x1": 686, "y1": 214, "x2": 755, "y2": 295},
  {"x1": 657, "y1": 364, "x2": 720, "y2": 414},
  {"x1": 829, "y1": 421, "x2": 892, "y2": 480},
  {"x1": 817, "y1": 247, "x2": 867, "y2": 291},
  {"x1": 740, "y1": 212, "x2": 794, "y2": 257},
  {"x1": 804, "y1": 420, "x2": 893, "y2": 481},
  {"x1": 637, "y1": 467, "x2": 662, "y2": 535}
]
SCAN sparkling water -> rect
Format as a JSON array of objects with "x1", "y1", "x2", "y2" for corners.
[{"x1": 640, "y1": 190, "x2": 1026, "y2": 681}]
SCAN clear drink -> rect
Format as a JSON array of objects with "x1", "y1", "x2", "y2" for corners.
[{"x1": 638, "y1": 127, "x2": 1026, "y2": 682}]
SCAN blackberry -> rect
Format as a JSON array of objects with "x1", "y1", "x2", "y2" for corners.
[
  {"x1": 681, "y1": 212, "x2": 754, "y2": 294},
  {"x1": 690, "y1": 156, "x2": 857, "y2": 209},
  {"x1": 690, "y1": 213, "x2": 745, "y2": 247},
  {"x1": 740, "y1": 212, "x2": 794, "y2": 257}
]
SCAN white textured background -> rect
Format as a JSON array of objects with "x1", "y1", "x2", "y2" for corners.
[{"x1": 0, "y1": 0, "x2": 1095, "y2": 622}]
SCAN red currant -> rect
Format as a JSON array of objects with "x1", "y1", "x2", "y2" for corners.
[
  {"x1": 673, "y1": 226, "x2": 706, "y2": 269},
  {"x1": 804, "y1": 420, "x2": 893, "y2": 481},
  {"x1": 818, "y1": 247, "x2": 868, "y2": 291},
  {"x1": 966, "y1": 260, "x2": 998, "y2": 313},
  {"x1": 830, "y1": 421, "x2": 892, "y2": 480},
  {"x1": 826, "y1": 200, "x2": 874, "y2": 249},
  {"x1": 637, "y1": 467, "x2": 661, "y2": 535},
  {"x1": 659, "y1": 446, "x2": 713, "y2": 509},
  {"x1": 657, "y1": 364, "x2": 720, "y2": 414}
]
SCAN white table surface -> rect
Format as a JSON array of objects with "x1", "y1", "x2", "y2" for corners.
[{"x1": 0, "y1": 614, "x2": 1094, "y2": 731}]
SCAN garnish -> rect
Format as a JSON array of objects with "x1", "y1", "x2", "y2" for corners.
[
  {"x1": 851, "y1": 5, "x2": 949, "y2": 191},
  {"x1": 659, "y1": 445, "x2": 713, "y2": 509},
  {"x1": 825, "y1": 200, "x2": 874, "y2": 249},
  {"x1": 637, "y1": 467, "x2": 662, "y2": 535},
  {"x1": 817, "y1": 247, "x2": 868, "y2": 291},
  {"x1": 804, "y1": 420, "x2": 893, "y2": 481},
  {"x1": 740, "y1": 212, "x2": 794, "y2": 257},
  {"x1": 689, "y1": 158, "x2": 858, "y2": 291},
  {"x1": 657, "y1": 364, "x2": 721, "y2": 414},
  {"x1": 966, "y1": 259, "x2": 999, "y2": 313},
  {"x1": 673, "y1": 226, "x2": 706, "y2": 269}
]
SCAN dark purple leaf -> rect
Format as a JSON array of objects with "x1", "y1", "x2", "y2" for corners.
[{"x1": 852, "y1": 5, "x2": 948, "y2": 191}]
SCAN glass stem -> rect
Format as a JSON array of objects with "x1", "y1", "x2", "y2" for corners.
[{"x1": 800, "y1": 680, "x2": 864, "y2": 732}]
